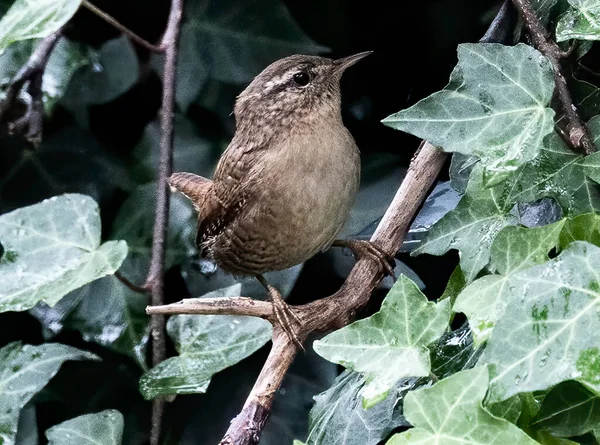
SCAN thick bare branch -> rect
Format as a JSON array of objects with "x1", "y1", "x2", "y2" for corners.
[{"x1": 511, "y1": 0, "x2": 595, "y2": 154}]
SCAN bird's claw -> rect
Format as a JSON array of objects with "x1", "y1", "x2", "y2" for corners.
[
  {"x1": 267, "y1": 287, "x2": 305, "y2": 351},
  {"x1": 333, "y1": 239, "x2": 396, "y2": 279}
]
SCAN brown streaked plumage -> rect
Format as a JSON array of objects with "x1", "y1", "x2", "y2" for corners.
[{"x1": 169, "y1": 52, "x2": 392, "y2": 345}]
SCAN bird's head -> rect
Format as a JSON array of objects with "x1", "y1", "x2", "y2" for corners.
[{"x1": 234, "y1": 52, "x2": 372, "y2": 127}]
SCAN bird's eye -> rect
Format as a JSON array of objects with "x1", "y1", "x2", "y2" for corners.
[{"x1": 292, "y1": 72, "x2": 310, "y2": 86}]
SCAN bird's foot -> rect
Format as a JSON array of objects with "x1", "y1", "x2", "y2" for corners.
[
  {"x1": 256, "y1": 276, "x2": 304, "y2": 350},
  {"x1": 332, "y1": 239, "x2": 396, "y2": 278},
  {"x1": 269, "y1": 289, "x2": 304, "y2": 351}
]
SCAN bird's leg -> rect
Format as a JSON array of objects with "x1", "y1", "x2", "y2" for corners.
[
  {"x1": 256, "y1": 275, "x2": 304, "y2": 350},
  {"x1": 331, "y1": 239, "x2": 396, "y2": 278}
]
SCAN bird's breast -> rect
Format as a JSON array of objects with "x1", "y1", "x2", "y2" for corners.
[{"x1": 213, "y1": 123, "x2": 361, "y2": 274}]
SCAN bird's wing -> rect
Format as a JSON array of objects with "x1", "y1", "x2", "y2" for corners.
[{"x1": 170, "y1": 139, "x2": 267, "y2": 257}]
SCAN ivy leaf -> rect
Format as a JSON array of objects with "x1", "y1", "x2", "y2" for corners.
[
  {"x1": 382, "y1": 43, "x2": 555, "y2": 185},
  {"x1": 0, "y1": 125, "x2": 132, "y2": 211},
  {"x1": 111, "y1": 183, "x2": 196, "y2": 278},
  {"x1": 556, "y1": 0, "x2": 600, "y2": 42},
  {"x1": 480, "y1": 241, "x2": 600, "y2": 403},
  {"x1": 0, "y1": 0, "x2": 81, "y2": 50},
  {"x1": 532, "y1": 0, "x2": 561, "y2": 24},
  {"x1": 572, "y1": 79, "x2": 600, "y2": 121},
  {"x1": 30, "y1": 275, "x2": 149, "y2": 370},
  {"x1": 488, "y1": 220, "x2": 565, "y2": 275},
  {"x1": 306, "y1": 371, "x2": 412, "y2": 445},
  {"x1": 0, "y1": 342, "x2": 97, "y2": 445},
  {"x1": 313, "y1": 276, "x2": 450, "y2": 408},
  {"x1": 173, "y1": 0, "x2": 328, "y2": 110},
  {"x1": 14, "y1": 404, "x2": 37, "y2": 445},
  {"x1": 454, "y1": 220, "x2": 565, "y2": 346},
  {"x1": 131, "y1": 117, "x2": 217, "y2": 183},
  {"x1": 531, "y1": 381, "x2": 600, "y2": 437},
  {"x1": 507, "y1": 131, "x2": 600, "y2": 215},
  {"x1": 578, "y1": 116, "x2": 600, "y2": 183},
  {"x1": 30, "y1": 182, "x2": 198, "y2": 368},
  {"x1": 0, "y1": 194, "x2": 128, "y2": 313},
  {"x1": 45, "y1": 410, "x2": 124, "y2": 445},
  {"x1": 139, "y1": 284, "x2": 272, "y2": 399},
  {"x1": 558, "y1": 213, "x2": 600, "y2": 249},
  {"x1": 61, "y1": 36, "x2": 139, "y2": 128},
  {"x1": 413, "y1": 167, "x2": 518, "y2": 282},
  {"x1": 386, "y1": 366, "x2": 538, "y2": 445},
  {"x1": 0, "y1": 38, "x2": 89, "y2": 114}
]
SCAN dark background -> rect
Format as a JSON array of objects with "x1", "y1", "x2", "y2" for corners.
[{"x1": 0, "y1": 0, "x2": 503, "y2": 443}]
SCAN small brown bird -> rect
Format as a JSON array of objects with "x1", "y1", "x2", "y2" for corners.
[{"x1": 169, "y1": 52, "x2": 392, "y2": 346}]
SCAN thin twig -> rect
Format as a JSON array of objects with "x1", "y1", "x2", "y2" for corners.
[
  {"x1": 145, "y1": 1, "x2": 184, "y2": 444},
  {"x1": 146, "y1": 4, "x2": 516, "y2": 444},
  {"x1": 81, "y1": 0, "x2": 164, "y2": 53},
  {"x1": 0, "y1": 32, "x2": 61, "y2": 146},
  {"x1": 511, "y1": 0, "x2": 595, "y2": 155},
  {"x1": 115, "y1": 271, "x2": 149, "y2": 294}
]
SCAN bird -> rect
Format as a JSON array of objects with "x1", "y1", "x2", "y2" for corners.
[{"x1": 168, "y1": 51, "x2": 394, "y2": 347}]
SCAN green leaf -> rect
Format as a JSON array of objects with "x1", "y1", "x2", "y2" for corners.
[
  {"x1": 488, "y1": 220, "x2": 565, "y2": 275},
  {"x1": 558, "y1": 213, "x2": 600, "y2": 249},
  {"x1": 507, "y1": 131, "x2": 600, "y2": 215},
  {"x1": 306, "y1": 370, "x2": 411, "y2": 445},
  {"x1": 29, "y1": 183, "x2": 198, "y2": 368},
  {"x1": 0, "y1": 194, "x2": 128, "y2": 313},
  {"x1": 0, "y1": 38, "x2": 89, "y2": 114},
  {"x1": 173, "y1": 0, "x2": 328, "y2": 110},
  {"x1": 414, "y1": 167, "x2": 518, "y2": 282},
  {"x1": 531, "y1": 381, "x2": 600, "y2": 437},
  {"x1": 0, "y1": 342, "x2": 97, "y2": 445},
  {"x1": 455, "y1": 220, "x2": 566, "y2": 345},
  {"x1": 61, "y1": 36, "x2": 139, "y2": 127},
  {"x1": 30, "y1": 275, "x2": 149, "y2": 369},
  {"x1": 15, "y1": 404, "x2": 37, "y2": 445},
  {"x1": 556, "y1": 0, "x2": 600, "y2": 42},
  {"x1": 313, "y1": 276, "x2": 450, "y2": 407},
  {"x1": 132, "y1": 117, "x2": 217, "y2": 183},
  {"x1": 480, "y1": 241, "x2": 600, "y2": 403},
  {"x1": 0, "y1": 0, "x2": 81, "y2": 50},
  {"x1": 0, "y1": 125, "x2": 132, "y2": 209},
  {"x1": 139, "y1": 284, "x2": 272, "y2": 399},
  {"x1": 532, "y1": 0, "x2": 561, "y2": 23},
  {"x1": 386, "y1": 366, "x2": 538, "y2": 445},
  {"x1": 382, "y1": 43, "x2": 555, "y2": 185},
  {"x1": 439, "y1": 265, "x2": 466, "y2": 307},
  {"x1": 112, "y1": 183, "x2": 196, "y2": 276},
  {"x1": 45, "y1": 410, "x2": 124, "y2": 445},
  {"x1": 571, "y1": 79, "x2": 600, "y2": 121},
  {"x1": 488, "y1": 395, "x2": 524, "y2": 424},
  {"x1": 579, "y1": 116, "x2": 600, "y2": 183}
]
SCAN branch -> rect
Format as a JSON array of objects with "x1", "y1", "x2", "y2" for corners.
[
  {"x1": 148, "y1": 297, "x2": 274, "y2": 318},
  {"x1": 145, "y1": 1, "x2": 184, "y2": 444},
  {"x1": 0, "y1": 32, "x2": 61, "y2": 147},
  {"x1": 146, "y1": 3, "x2": 516, "y2": 444},
  {"x1": 511, "y1": 0, "x2": 595, "y2": 155},
  {"x1": 81, "y1": 0, "x2": 164, "y2": 53}
]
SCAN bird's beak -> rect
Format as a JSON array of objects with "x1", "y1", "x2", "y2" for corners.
[{"x1": 332, "y1": 51, "x2": 373, "y2": 74}]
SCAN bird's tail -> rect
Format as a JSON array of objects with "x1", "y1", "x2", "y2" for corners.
[{"x1": 168, "y1": 172, "x2": 212, "y2": 209}]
